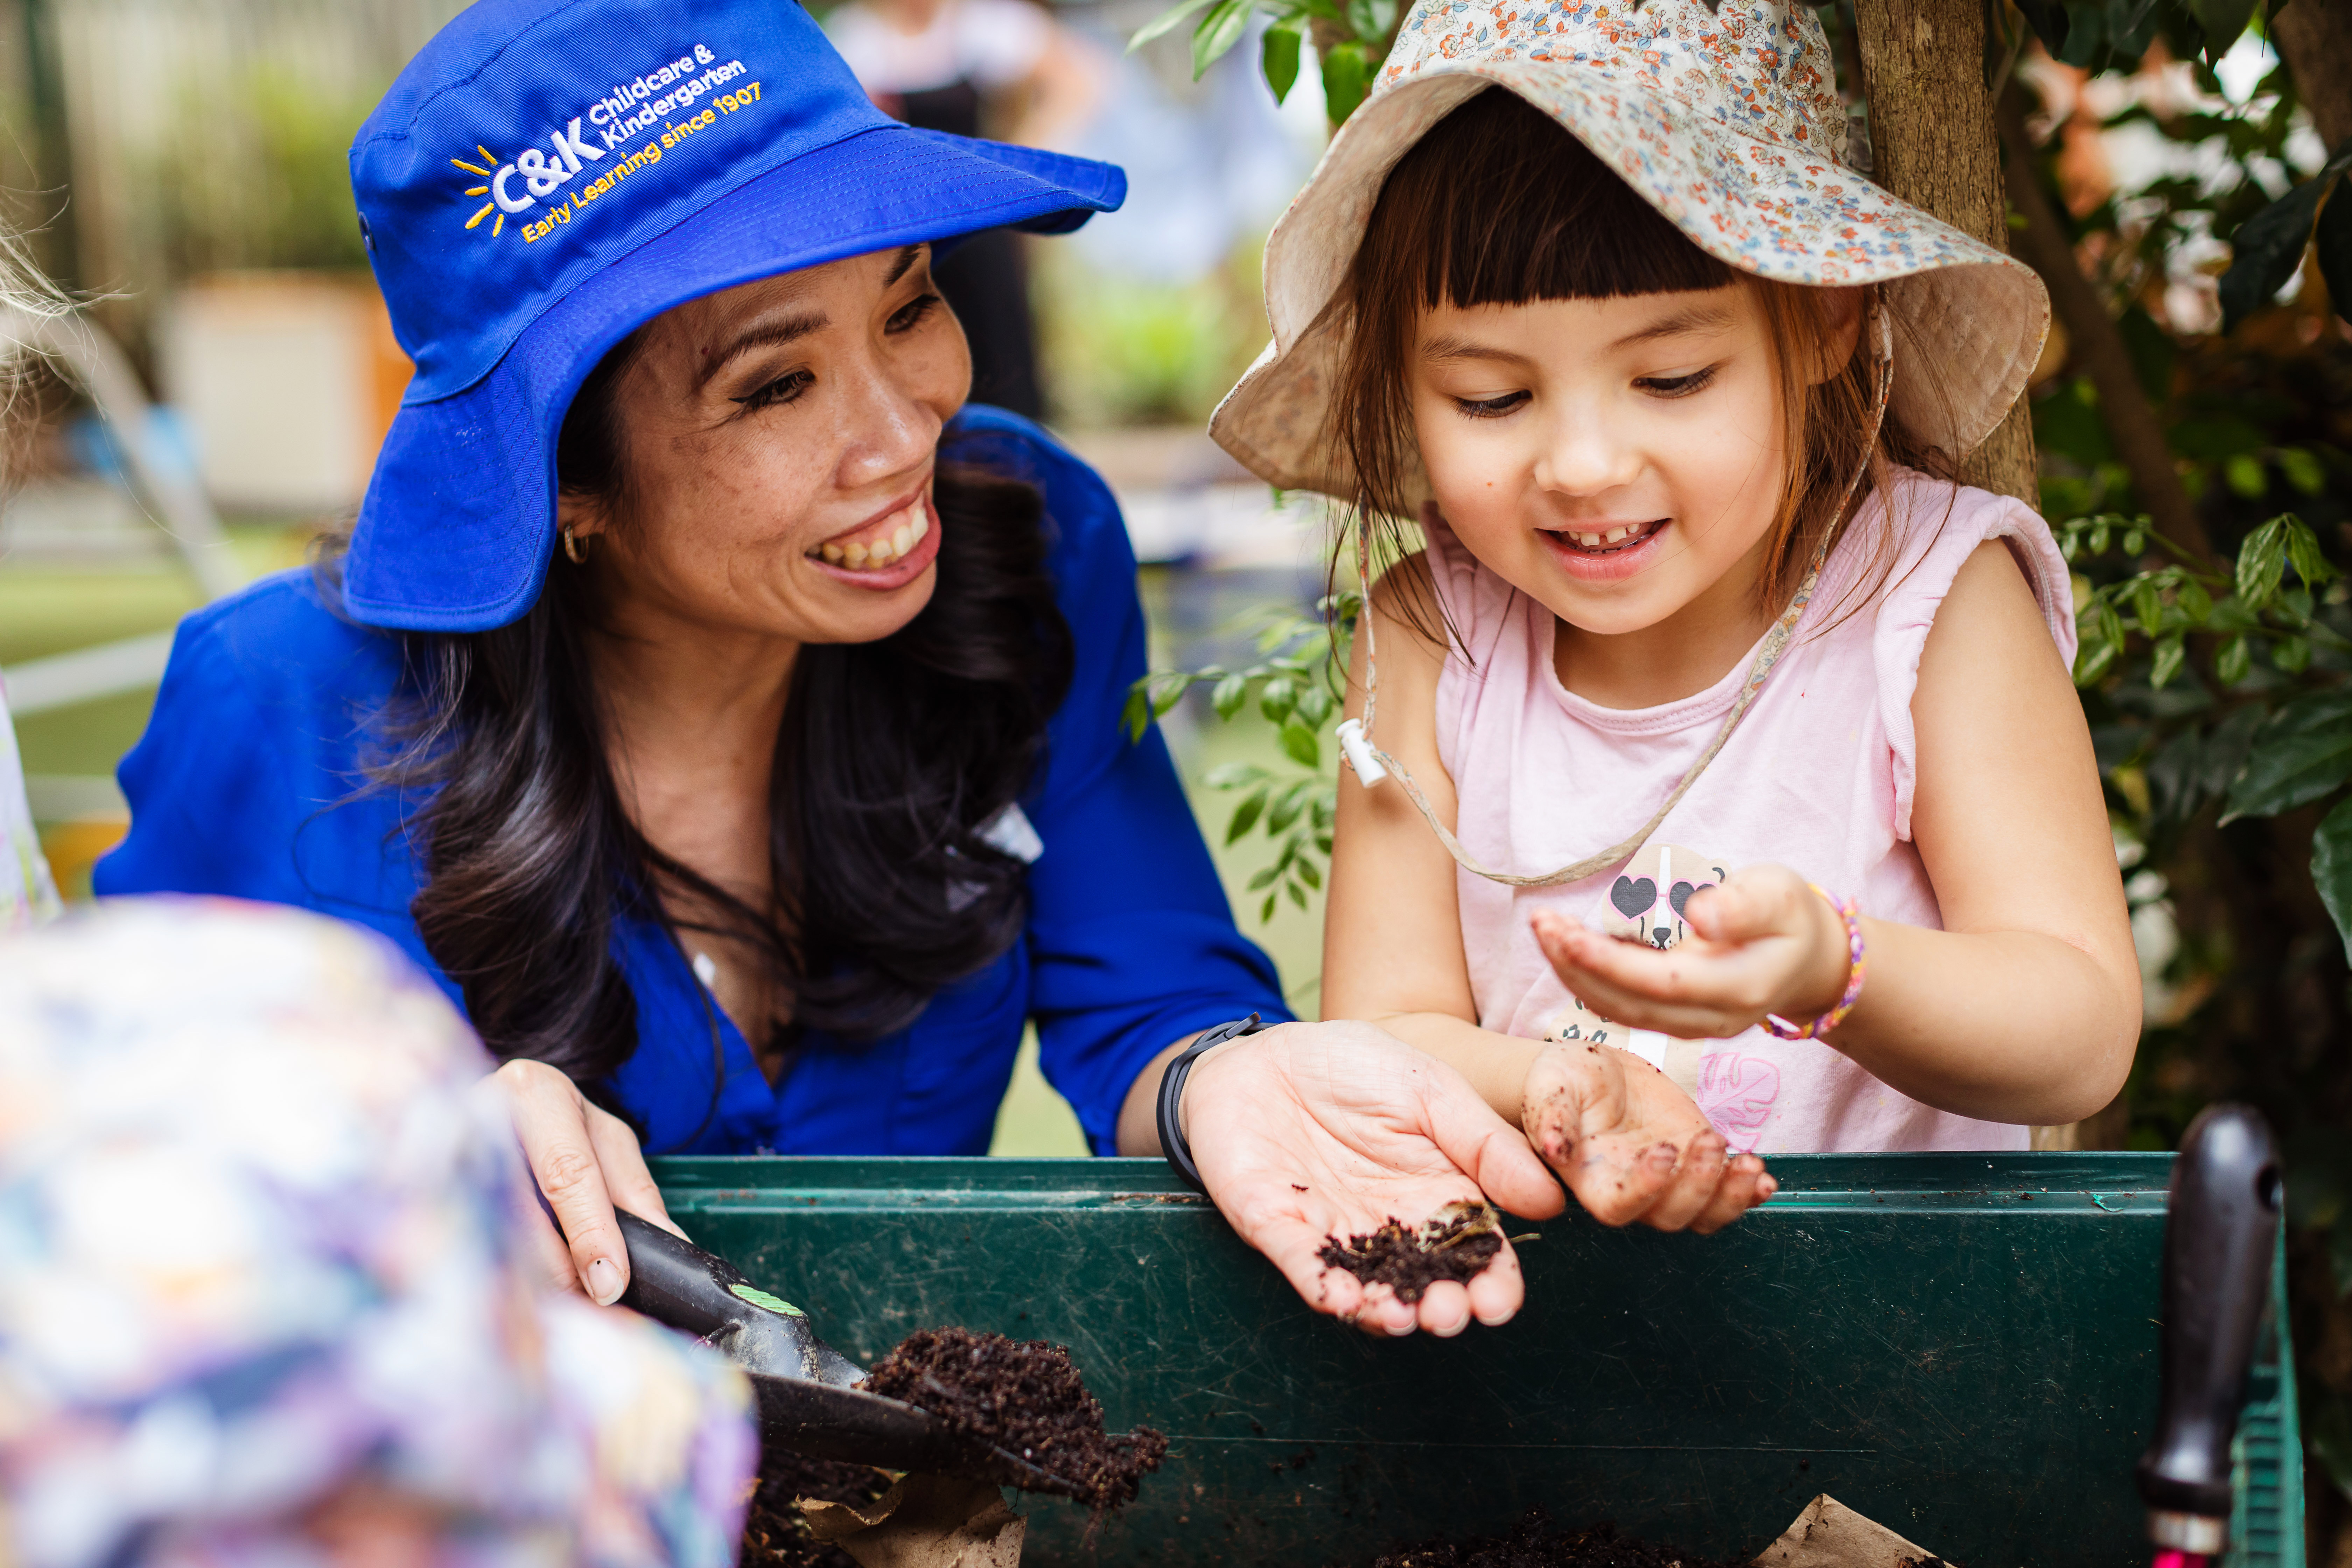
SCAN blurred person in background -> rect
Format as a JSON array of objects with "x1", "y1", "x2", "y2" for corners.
[
  {"x1": 0, "y1": 226, "x2": 65, "y2": 934},
  {"x1": 826, "y1": 0, "x2": 1106, "y2": 416},
  {"x1": 0, "y1": 898, "x2": 754, "y2": 1567}
]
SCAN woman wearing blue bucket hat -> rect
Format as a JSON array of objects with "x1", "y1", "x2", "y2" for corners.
[{"x1": 95, "y1": 0, "x2": 1573, "y2": 1338}]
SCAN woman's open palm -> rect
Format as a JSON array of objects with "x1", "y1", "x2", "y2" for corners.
[{"x1": 1182, "y1": 1021, "x2": 1566, "y2": 1338}]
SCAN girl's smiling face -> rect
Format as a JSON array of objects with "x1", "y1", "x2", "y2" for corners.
[{"x1": 1411, "y1": 282, "x2": 1844, "y2": 640}]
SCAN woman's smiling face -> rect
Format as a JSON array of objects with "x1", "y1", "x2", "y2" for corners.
[
  {"x1": 1410, "y1": 282, "x2": 1799, "y2": 638},
  {"x1": 558, "y1": 242, "x2": 969, "y2": 646}
]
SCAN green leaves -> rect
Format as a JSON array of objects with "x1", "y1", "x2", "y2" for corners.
[
  {"x1": 1125, "y1": 0, "x2": 1400, "y2": 124},
  {"x1": 2071, "y1": 513, "x2": 2345, "y2": 700},
  {"x1": 1127, "y1": 0, "x2": 1217, "y2": 52},
  {"x1": 2217, "y1": 138, "x2": 2352, "y2": 334},
  {"x1": 2321, "y1": 180, "x2": 2352, "y2": 329},
  {"x1": 2185, "y1": 0, "x2": 2256, "y2": 59},
  {"x1": 1261, "y1": 18, "x2": 1303, "y2": 103},
  {"x1": 2012, "y1": 0, "x2": 2069, "y2": 56},
  {"x1": 1192, "y1": 0, "x2": 1254, "y2": 78},
  {"x1": 1279, "y1": 716, "x2": 1322, "y2": 768},
  {"x1": 2235, "y1": 513, "x2": 2337, "y2": 610},
  {"x1": 1321, "y1": 40, "x2": 1372, "y2": 123},
  {"x1": 2235, "y1": 514, "x2": 2290, "y2": 609},
  {"x1": 1126, "y1": 597, "x2": 1350, "y2": 927},
  {"x1": 2315, "y1": 797, "x2": 2352, "y2": 965},
  {"x1": 2219, "y1": 689, "x2": 2352, "y2": 824}
]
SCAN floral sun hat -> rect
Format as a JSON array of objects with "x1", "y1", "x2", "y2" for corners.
[
  {"x1": 0, "y1": 897, "x2": 756, "y2": 1568},
  {"x1": 1210, "y1": 0, "x2": 2050, "y2": 503}
]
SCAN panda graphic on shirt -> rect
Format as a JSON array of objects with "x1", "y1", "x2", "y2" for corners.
[{"x1": 1539, "y1": 841, "x2": 1782, "y2": 1149}]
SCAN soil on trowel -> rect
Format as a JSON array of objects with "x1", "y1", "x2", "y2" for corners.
[
  {"x1": 1370, "y1": 1507, "x2": 1745, "y2": 1568},
  {"x1": 740, "y1": 1449, "x2": 892, "y2": 1568},
  {"x1": 863, "y1": 1325, "x2": 1168, "y2": 1511},
  {"x1": 1318, "y1": 1202, "x2": 1505, "y2": 1304}
]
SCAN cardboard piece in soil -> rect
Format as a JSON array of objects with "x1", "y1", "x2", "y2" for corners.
[
  {"x1": 801, "y1": 1473, "x2": 1024, "y2": 1568},
  {"x1": 1754, "y1": 1494, "x2": 1951, "y2": 1568}
]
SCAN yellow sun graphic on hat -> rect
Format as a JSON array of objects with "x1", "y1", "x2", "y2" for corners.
[{"x1": 451, "y1": 145, "x2": 505, "y2": 237}]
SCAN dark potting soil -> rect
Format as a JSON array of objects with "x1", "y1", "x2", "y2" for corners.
[
  {"x1": 1370, "y1": 1507, "x2": 1745, "y2": 1568},
  {"x1": 1318, "y1": 1204, "x2": 1505, "y2": 1303},
  {"x1": 863, "y1": 1326, "x2": 1169, "y2": 1511},
  {"x1": 740, "y1": 1450, "x2": 891, "y2": 1568}
]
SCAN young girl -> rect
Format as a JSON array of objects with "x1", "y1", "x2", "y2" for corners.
[{"x1": 1212, "y1": 0, "x2": 2140, "y2": 1232}]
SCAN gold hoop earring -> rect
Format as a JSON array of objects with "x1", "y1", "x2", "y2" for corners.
[{"x1": 562, "y1": 526, "x2": 592, "y2": 565}]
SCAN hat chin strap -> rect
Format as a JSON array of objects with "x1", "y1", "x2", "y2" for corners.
[{"x1": 1334, "y1": 295, "x2": 1896, "y2": 890}]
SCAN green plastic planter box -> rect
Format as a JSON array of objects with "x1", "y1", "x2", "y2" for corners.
[{"x1": 652, "y1": 1152, "x2": 2303, "y2": 1568}]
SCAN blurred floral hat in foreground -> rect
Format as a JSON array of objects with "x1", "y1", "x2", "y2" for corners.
[
  {"x1": 0, "y1": 897, "x2": 755, "y2": 1568},
  {"x1": 1211, "y1": 0, "x2": 2049, "y2": 505}
]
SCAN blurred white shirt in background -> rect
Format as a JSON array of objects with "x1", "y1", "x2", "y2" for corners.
[{"x1": 826, "y1": 0, "x2": 1052, "y2": 96}]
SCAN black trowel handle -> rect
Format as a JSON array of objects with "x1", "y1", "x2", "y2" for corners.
[
  {"x1": 615, "y1": 1210, "x2": 762, "y2": 1340},
  {"x1": 614, "y1": 1210, "x2": 863, "y2": 1387},
  {"x1": 2136, "y1": 1103, "x2": 2282, "y2": 1531}
]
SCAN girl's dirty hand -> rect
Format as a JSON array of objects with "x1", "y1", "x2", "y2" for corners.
[
  {"x1": 1528, "y1": 865, "x2": 1850, "y2": 1042},
  {"x1": 1519, "y1": 1040, "x2": 1774, "y2": 1232},
  {"x1": 1181, "y1": 1020, "x2": 1566, "y2": 1339}
]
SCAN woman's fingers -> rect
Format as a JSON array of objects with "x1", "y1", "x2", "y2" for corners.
[
  {"x1": 510, "y1": 1163, "x2": 587, "y2": 1295},
  {"x1": 584, "y1": 1100, "x2": 684, "y2": 1240},
  {"x1": 496, "y1": 1059, "x2": 629, "y2": 1304},
  {"x1": 1227, "y1": 1203, "x2": 1363, "y2": 1320},
  {"x1": 1418, "y1": 1055, "x2": 1567, "y2": 1222},
  {"x1": 1464, "y1": 1246, "x2": 1525, "y2": 1327},
  {"x1": 1417, "y1": 1279, "x2": 1474, "y2": 1338},
  {"x1": 1354, "y1": 1282, "x2": 1420, "y2": 1338}
]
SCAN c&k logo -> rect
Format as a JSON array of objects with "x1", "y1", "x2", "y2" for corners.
[{"x1": 453, "y1": 121, "x2": 607, "y2": 236}]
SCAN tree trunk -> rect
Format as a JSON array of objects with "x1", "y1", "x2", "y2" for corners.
[
  {"x1": 1994, "y1": 88, "x2": 2213, "y2": 562},
  {"x1": 2272, "y1": 2, "x2": 2352, "y2": 155},
  {"x1": 1848, "y1": 0, "x2": 2038, "y2": 505}
]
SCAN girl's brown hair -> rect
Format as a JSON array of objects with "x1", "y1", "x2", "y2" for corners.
[{"x1": 1337, "y1": 87, "x2": 1955, "y2": 643}]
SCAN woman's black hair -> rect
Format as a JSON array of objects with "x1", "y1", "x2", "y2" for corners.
[{"x1": 342, "y1": 332, "x2": 1073, "y2": 1116}]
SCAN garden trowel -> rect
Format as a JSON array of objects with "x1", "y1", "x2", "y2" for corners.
[{"x1": 614, "y1": 1209, "x2": 1090, "y2": 1498}]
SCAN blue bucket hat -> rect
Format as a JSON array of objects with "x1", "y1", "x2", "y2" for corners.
[{"x1": 345, "y1": 0, "x2": 1125, "y2": 631}]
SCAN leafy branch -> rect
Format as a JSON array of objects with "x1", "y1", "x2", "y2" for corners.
[
  {"x1": 2064, "y1": 510, "x2": 2352, "y2": 957},
  {"x1": 2065, "y1": 510, "x2": 2348, "y2": 690},
  {"x1": 1124, "y1": 591, "x2": 1359, "y2": 923},
  {"x1": 1128, "y1": 0, "x2": 1400, "y2": 125}
]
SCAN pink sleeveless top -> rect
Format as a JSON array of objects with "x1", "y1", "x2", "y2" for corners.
[{"x1": 1423, "y1": 470, "x2": 2076, "y2": 1153}]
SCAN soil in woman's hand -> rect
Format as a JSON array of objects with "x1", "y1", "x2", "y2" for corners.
[
  {"x1": 1372, "y1": 1507, "x2": 1745, "y2": 1568},
  {"x1": 1318, "y1": 1202, "x2": 1506, "y2": 1304},
  {"x1": 863, "y1": 1326, "x2": 1168, "y2": 1511}
]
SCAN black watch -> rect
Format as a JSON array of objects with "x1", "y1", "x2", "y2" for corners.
[{"x1": 1156, "y1": 1014, "x2": 1267, "y2": 1193}]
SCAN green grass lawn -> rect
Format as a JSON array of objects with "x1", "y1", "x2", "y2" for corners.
[
  {"x1": 6, "y1": 539, "x2": 1329, "y2": 1156},
  {"x1": 3, "y1": 525, "x2": 315, "y2": 779}
]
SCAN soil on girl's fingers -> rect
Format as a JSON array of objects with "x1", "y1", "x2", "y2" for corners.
[
  {"x1": 1369, "y1": 1507, "x2": 1745, "y2": 1568},
  {"x1": 740, "y1": 1450, "x2": 891, "y2": 1568},
  {"x1": 1317, "y1": 1202, "x2": 1505, "y2": 1304},
  {"x1": 863, "y1": 1326, "x2": 1168, "y2": 1511}
]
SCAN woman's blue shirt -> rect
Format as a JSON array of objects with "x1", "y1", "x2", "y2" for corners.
[{"x1": 94, "y1": 408, "x2": 1289, "y2": 1155}]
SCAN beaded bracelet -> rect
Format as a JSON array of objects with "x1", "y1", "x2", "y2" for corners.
[{"x1": 1762, "y1": 885, "x2": 1865, "y2": 1041}]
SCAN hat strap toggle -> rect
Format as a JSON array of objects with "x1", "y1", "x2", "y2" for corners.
[{"x1": 1341, "y1": 296, "x2": 1895, "y2": 891}]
